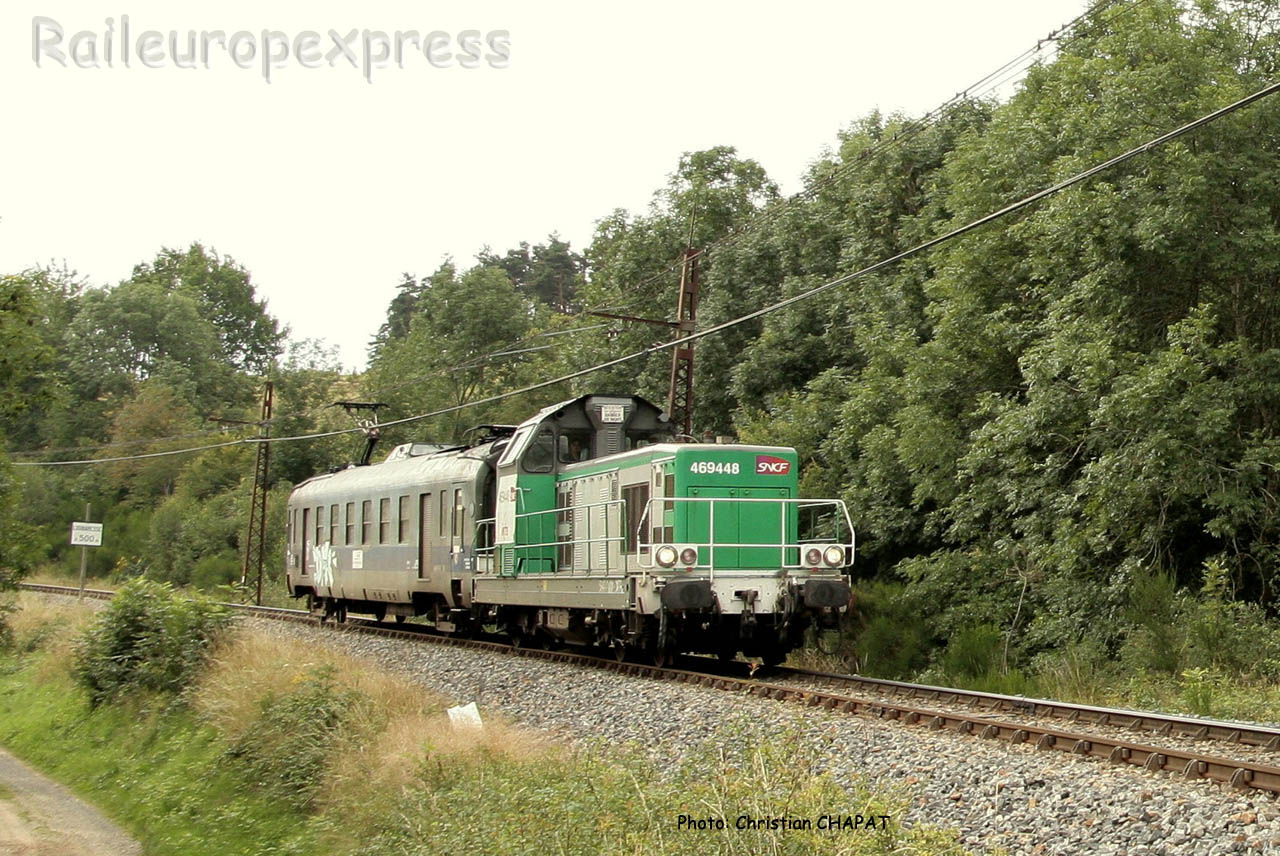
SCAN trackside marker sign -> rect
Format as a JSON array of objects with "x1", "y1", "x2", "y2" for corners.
[
  {"x1": 755, "y1": 455, "x2": 791, "y2": 475},
  {"x1": 70, "y1": 521, "x2": 103, "y2": 546}
]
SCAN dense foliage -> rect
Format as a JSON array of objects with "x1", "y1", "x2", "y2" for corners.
[
  {"x1": 4, "y1": 0, "x2": 1280, "y2": 690},
  {"x1": 72, "y1": 579, "x2": 232, "y2": 705}
]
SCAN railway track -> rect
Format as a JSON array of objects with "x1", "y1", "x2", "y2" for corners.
[{"x1": 21, "y1": 581, "x2": 1280, "y2": 796}]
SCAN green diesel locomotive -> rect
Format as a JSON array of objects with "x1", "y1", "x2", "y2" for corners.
[{"x1": 286, "y1": 394, "x2": 853, "y2": 663}]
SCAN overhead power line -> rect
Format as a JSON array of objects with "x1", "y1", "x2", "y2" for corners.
[{"x1": 16, "y1": 75, "x2": 1279, "y2": 468}]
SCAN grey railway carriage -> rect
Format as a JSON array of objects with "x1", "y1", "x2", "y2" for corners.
[{"x1": 285, "y1": 394, "x2": 854, "y2": 663}]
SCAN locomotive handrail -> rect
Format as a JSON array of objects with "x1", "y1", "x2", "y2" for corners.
[
  {"x1": 491, "y1": 499, "x2": 627, "y2": 576},
  {"x1": 635, "y1": 496, "x2": 855, "y2": 578},
  {"x1": 474, "y1": 518, "x2": 497, "y2": 572}
]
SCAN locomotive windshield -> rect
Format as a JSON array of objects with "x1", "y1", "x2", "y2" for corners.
[{"x1": 523, "y1": 428, "x2": 555, "y2": 473}]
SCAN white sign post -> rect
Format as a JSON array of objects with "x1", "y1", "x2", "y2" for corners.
[
  {"x1": 70, "y1": 522, "x2": 103, "y2": 546},
  {"x1": 70, "y1": 504, "x2": 101, "y2": 599}
]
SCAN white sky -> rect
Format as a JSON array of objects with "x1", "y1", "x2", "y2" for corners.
[{"x1": 1, "y1": 1, "x2": 1086, "y2": 371}]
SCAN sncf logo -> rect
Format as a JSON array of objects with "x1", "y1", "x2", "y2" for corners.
[{"x1": 755, "y1": 455, "x2": 791, "y2": 475}]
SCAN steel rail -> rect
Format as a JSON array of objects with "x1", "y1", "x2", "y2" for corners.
[
  {"x1": 770, "y1": 666, "x2": 1280, "y2": 751},
  {"x1": 20, "y1": 582, "x2": 1280, "y2": 795}
]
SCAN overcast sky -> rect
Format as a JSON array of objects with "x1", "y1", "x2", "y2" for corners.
[{"x1": 2, "y1": 1, "x2": 1086, "y2": 370}]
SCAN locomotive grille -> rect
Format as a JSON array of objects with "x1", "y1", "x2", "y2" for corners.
[{"x1": 597, "y1": 481, "x2": 610, "y2": 569}]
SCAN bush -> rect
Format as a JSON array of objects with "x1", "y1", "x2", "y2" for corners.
[
  {"x1": 1032, "y1": 638, "x2": 1115, "y2": 704},
  {"x1": 846, "y1": 581, "x2": 935, "y2": 678},
  {"x1": 190, "y1": 551, "x2": 240, "y2": 591},
  {"x1": 1119, "y1": 561, "x2": 1280, "y2": 682},
  {"x1": 1121, "y1": 568, "x2": 1185, "y2": 674},
  {"x1": 224, "y1": 665, "x2": 368, "y2": 811},
  {"x1": 72, "y1": 579, "x2": 232, "y2": 706},
  {"x1": 921, "y1": 623, "x2": 1035, "y2": 695}
]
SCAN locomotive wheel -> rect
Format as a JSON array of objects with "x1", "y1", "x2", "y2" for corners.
[
  {"x1": 612, "y1": 639, "x2": 628, "y2": 663},
  {"x1": 650, "y1": 609, "x2": 672, "y2": 668},
  {"x1": 395, "y1": 614, "x2": 407, "y2": 624},
  {"x1": 371, "y1": 604, "x2": 387, "y2": 623}
]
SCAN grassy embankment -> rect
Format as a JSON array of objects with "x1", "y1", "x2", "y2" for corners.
[{"x1": 0, "y1": 588, "x2": 969, "y2": 856}]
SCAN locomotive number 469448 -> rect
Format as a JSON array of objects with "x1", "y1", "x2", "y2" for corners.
[{"x1": 688, "y1": 461, "x2": 741, "y2": 475}]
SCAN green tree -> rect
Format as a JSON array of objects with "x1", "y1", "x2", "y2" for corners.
[
  {"x1": 573, "y1": 147, "x2": 779, "y2": 412},
  {"x1": 368, "y1": 273, "x2": 424, "y2": 360},
  {"x1": 366, "y1": 263, "x2": 535, "y2": 442},
  {"x1": 478, "y1": 235, "x2": 585, "y2": 312},
  {"x1": 128, "y1": 243, "x2": 286, "y2": 373}
]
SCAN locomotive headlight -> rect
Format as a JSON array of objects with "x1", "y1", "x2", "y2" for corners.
[
  {"x1": 655, "y1": 545, "x2": 679, "y2": 568},
  {"x1": 679, "y1": 547, "x2": 699, "y2": 567},
  {"x1": 823, "y1": 545, "x2": 845, "y2": 567},
  {"x1": 804, "y1": 547, "x2": 823, "y2": 567}
]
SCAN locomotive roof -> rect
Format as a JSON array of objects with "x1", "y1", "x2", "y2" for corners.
[{"x1": 515, "y1": 393, "x2": 662, "y2": 429}]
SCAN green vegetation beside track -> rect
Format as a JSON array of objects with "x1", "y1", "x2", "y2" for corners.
[{"x1": 0, "y1": 587, "x2": 969, "y2": 856}]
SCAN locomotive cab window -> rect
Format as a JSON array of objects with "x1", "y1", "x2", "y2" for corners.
[
  {"x1": 497, "y1": 426, "x2": 532, "y2": 467},
  {"x1": 522, "y1": 428, "x2": 555, "y2": 473},
  {"x1": 558, "y1": 432, "x2": 592, "y2": 464}
]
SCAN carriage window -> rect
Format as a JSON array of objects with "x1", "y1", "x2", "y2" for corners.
[
  {"x1": 453, "y1": 489, "x2": 464, "y2": 537},
  {"x1": 314, "y1": 506, "x2": 323, "y2": 546},
  {"x1": 361, "y1": 500, "x2": 372, "y2": 544},
  {"x1": 523, "y1": 428, "x2": 555, "y2": 473},
  {"x1": 398, "y1": 495, "x2": 410, "y2": 543},
  {"x1": 301, "y1": 508, "x2": 310, "y2": 572},
  {"x1": 345, "y1": 502, "x2": 355, "y2": 545},
  {"x1": 329, "y1": 504, "x2": 339, "y2": 546},
  {"x1": 379, "y1": 498, "x2": 391, "y2": 544},
  {"x1": 439, "y1": 491, "x2": 447, "y2": 537}
]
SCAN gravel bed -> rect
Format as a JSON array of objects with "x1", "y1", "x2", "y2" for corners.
[
  {"x1": 242, "y1": 617, "x2": 1280, "y2": 855},
  {"x1": 766, "y1": 672, "x2": 1280, "y2": 772}
]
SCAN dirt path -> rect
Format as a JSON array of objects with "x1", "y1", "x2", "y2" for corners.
[{"x1": 0, "y1": 747, "x2": 141, "y2": 856}]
